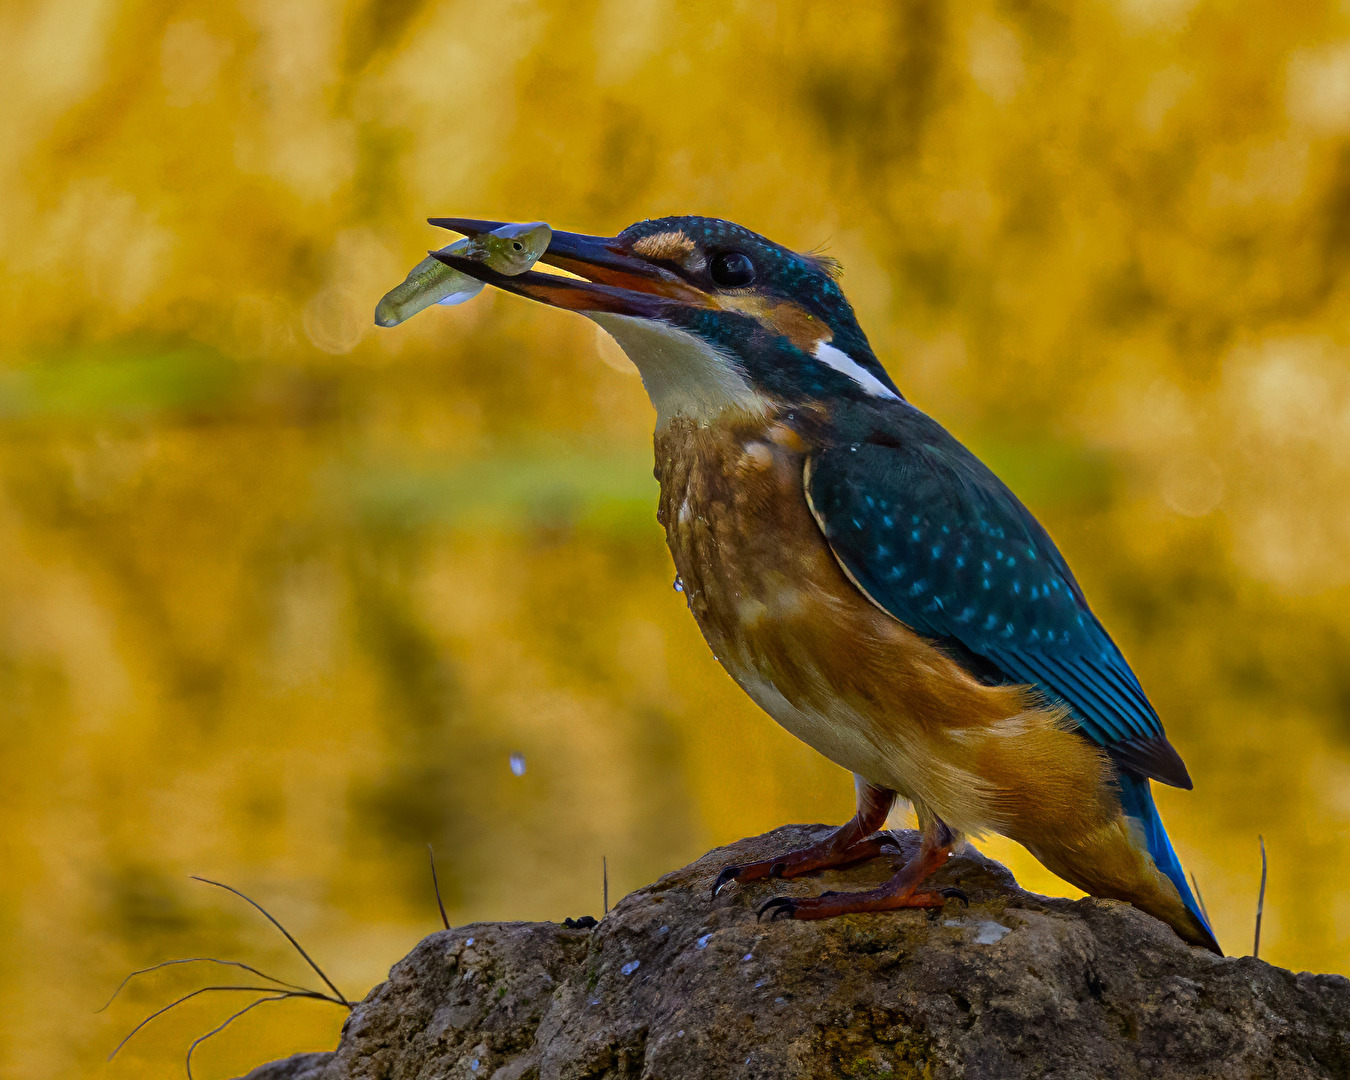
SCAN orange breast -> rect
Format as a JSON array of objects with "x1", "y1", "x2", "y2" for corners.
[{"x1": 656, "y1": 413, "x2": 839, "y2": 667}]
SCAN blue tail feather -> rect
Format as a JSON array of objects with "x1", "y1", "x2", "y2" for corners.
[{"x1": 1117, "y1": 771, "x2": 1220, "y2": 952}]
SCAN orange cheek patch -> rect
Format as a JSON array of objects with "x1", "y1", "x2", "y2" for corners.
[
  {"x1": 765, "y1": 300, "x2": 832, "y2": 353},
  {"x1": 632, "y1": 231, "x2": 698, "y2": 262},
  {"x1": 715, "y1": 295, "x2": 832, "y2": 353}
]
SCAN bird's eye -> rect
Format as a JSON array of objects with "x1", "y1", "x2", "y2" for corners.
[{"x1": 711, "y1": 250, "x2": 755, "y2": 288}]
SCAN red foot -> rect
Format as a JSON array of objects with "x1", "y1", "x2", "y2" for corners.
[
  {"x1": 712, "y1": 832, "x2": 901, "y2": 898},
  {"x1": 759, "y1": 885, "x2": 966, "y2": 920},
  {"x1": 756, "y1": 832, "x2": 966, "y2": 921},
  {"x1": 711, "y1": 781, "x2": 898, "y2": 900}
]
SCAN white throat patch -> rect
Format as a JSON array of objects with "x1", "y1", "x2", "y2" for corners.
[
  {"x1": 813, "y1": 341, "x2": 899, "y2": 400},
  {"x1": 590, "y1": 313, "x2": 770, "y2": 427}
]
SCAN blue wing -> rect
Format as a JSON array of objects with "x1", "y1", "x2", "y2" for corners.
[{"x1": 806, "y1": 406, "x2": 1191, "y2": 789}]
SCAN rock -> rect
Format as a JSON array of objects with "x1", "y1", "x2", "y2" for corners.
[
  {"x1": 241, "y1": 825, "x2": 1350, "y2": 1080},
  {"x1": 239, "y1": 1052, "x2": 334, "y2": 1080}
]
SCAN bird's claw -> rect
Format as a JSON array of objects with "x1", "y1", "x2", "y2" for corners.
[
  {"x1": 757, "y1": 896, "x2": 798, "y2": 921},
  {"x1": 712, "y1": 857, "x2": 791, "y2": 901},
  {"x1": 711, "y1": 865, "x2": 741, "y2": 900}
]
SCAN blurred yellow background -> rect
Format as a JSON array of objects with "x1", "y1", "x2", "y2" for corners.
[{"x1": 4, "y1": 0, "x2": 1350, "y2": 1075}]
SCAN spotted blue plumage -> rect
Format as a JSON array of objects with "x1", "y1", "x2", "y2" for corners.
[
  {"x1": 807, "y1": 399, "x2": 1192, "y2": 790},
  {"x1": 809, "y1": 407, "x2": 1216, "y2": 945}
]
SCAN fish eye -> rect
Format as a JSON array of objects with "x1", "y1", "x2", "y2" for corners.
[
  {"x1": 511, "y1": 241, "x2": 523, "y2": 250},
  {"x1": 710, "y1": 250, "x2": 755, "y2": 288}
]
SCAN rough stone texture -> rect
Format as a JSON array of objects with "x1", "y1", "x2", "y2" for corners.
[{"x1": 241, "y1": 826, "x2": 1350, "y2": 1080}]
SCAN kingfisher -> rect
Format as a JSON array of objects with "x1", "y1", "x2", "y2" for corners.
[{"x1": 427, "y1": 215, "x2": 1221, "y2": 954}]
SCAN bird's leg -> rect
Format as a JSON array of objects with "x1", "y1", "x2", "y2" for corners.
[
  {"x1": 758, "y1": 816, "x2": 965, "y2": 921},
  {"x1": 712, "y1": 778, "x2": 897, "y2": 899}
]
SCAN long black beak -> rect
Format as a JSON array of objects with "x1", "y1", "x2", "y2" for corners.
[{"x1": 427, "y1": 218, "x2": 706, "y2": 315}]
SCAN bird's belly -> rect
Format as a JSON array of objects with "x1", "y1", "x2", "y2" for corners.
[
  {"x1": 725, "y1": 658, "x2": 906, "y2": 790},
  {"x1": 690, "y1": 565, "x2": 949, "y2": 807}
]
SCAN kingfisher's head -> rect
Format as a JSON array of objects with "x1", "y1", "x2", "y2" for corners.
[{"x1": 431, "y1": 215, "x2": 902, "y2": 427}]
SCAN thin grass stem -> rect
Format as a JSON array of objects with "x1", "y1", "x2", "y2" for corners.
[
  {"x1": 185, "y1": 994, "x2": 290, "y2": 1080},
  {"x1": 98, "y1": 958, "x2": 311, "y2": 1013},
  {"x1": 109, "y1": 985, "x2": 335, "y2": 1061},
  {"x1": 427, "y1": 845, "x2": 450, "y2": 931},
  {"x1": 1254, "y1": 835, "x2": 1268, "y2": 959},
  {"x1": 1189, "y1": 872, "x2": 1211, "y2": 925},
  {"x1": 190, "y1": 877, "x2": 349, "y2": 1006}
]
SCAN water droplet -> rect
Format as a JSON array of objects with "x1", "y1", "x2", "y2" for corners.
[
  {"x1": 673, "y1": 575, "x2": 684, "y2": 593},
  {"x1": 621, "y1": 959, "x2": 641, "y2": 975},
  {"x1": 696, "y1": 933, "x2": 713, "y2": 949},
  {"x1": 465, "y1": 937, "x2": 474, "y2": 947},
  {"x1": 742, "y1": 952, "x2": 753, "y2": 961},
  {"x1": 509, "y1": 753, "x2": 526, "y2": 777},
  {"x1": 470, "y1": 1060, "x2": 480, "y2": 1072}
]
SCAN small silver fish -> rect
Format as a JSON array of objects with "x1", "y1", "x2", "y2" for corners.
[
  {"x1": 375, "y1": 222, "x2": 552, "y2": 328},
  {"x1": 469, "y1": 221, "x2": 553, "y2": 275}
]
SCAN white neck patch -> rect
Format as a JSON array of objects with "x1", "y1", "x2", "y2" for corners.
[
  {"x1": 814, "y1": 341, "x2": 899, "y2": 400},
  {"x1": 590, "y1": 313, "x2": 771, "y2": 427}
]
